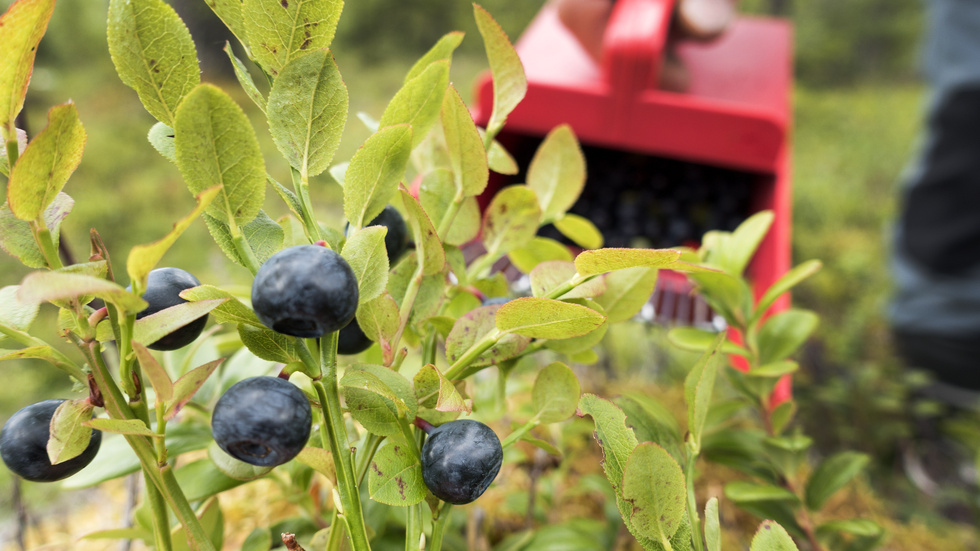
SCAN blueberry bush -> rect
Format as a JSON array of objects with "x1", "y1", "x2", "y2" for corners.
[{"x1": 0, "y1": 1, "x2": 881, "y2": 550}]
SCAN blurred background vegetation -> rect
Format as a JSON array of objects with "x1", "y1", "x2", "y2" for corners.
[{"x1": 6, "y1": 0, "x2": 978, "y2": 548}]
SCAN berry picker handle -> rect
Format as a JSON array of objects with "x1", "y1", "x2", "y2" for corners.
[{"x1": 600, "y1": 0, "x2": 677, "y2": 97}]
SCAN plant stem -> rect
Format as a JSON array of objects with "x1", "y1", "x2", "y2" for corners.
[
  {"x1": 118, "y1": 315, "x2": 138, "y2": 397},
  {"x1": 429, "y1": 504, "x2": 453, "y2": 551},
  {"x1": 444, "y1": 328, "x2": 504, "y2": 380},
  {"x1": 436, "y1": 195, "x2": 463, "y2": 241},
  {"x1": 292, "y1": 167, "x2": 323, "y2": 242},
  {"x1": 499, "y1": 415, "x2": 540, "y2": 449},
  {"x1": 231, "y1": 231, "x2": 262, "y2": 275},
  {"x1": 31, "y1": 219, "x2": 63, "y2": 270},
  {"x1": 5, "y1": 137, "x2": 19, "y2": 169},
  {"x1": 313, "y1": 331, "x2": 372, "y2": 551},
  {"x1": 685, "y1": 451, "x2": 705, "y2": 551},
  {"x1": 355, "y1": 433, "x2": 384, "y2": 486},
  {"x1": 405, "y1": 504, "x2": 422, "y2": 551},
  {"x1": 388, "y1": 262, "x2": 424, "y2": 364},
  {"x1": 145, "y1": 472, "x2": 174, "y2": 551}
]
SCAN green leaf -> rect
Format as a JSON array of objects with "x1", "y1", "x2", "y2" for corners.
[
  {"x1": 482, "y1": 185, "x2": 542, "y2": 260},
  {"x1": 388, "y1": 254, "x2": 447, "y2": 328},
  {"x1": 241, "y1": 527, "x2": 273, "y2": 551},
  {"x1": 418, "y1": 168, "x2": 480, "y2": 246},
  {"x1": 441, "y1": 85, "x2": 488, "y2": 197},
  {"x1": 242, "y1": 0, "x2": 343, "y2": 76},
  {"x1": 267, "y1": 49, "x2": 348, "y2": 177},
  {"x1": 174, "y1": 84, "x2": 265, "y2": 226},
  {"x1": 405, "y1": 32, "x2": 464, "y2": 83},
  {"x1": 204, "y1": 210, "x2": 285, "y2": 268},
  {"x1": 0, "y1": 192, "x2": 72, "y2": 268},
  {"x1": 0, "y1": 128, "x2": 27, "y2": 176},
  {"x1": 508, "y1": 236, "x2": 572, "y2": 274},
  {"x1": 688, "y1": 271, "x2": 749, "y2": 326},
  {"x1": 166, "y1": 358, "x2": 224, "y2": 420},
  {"x1": 414, "y1": 364, "x2": 470, "y2": 412},
  {"x1": 175, "y1": 459, "x2": 248, "y2": 503},
  {"x1": 527, "y1": 125, "x2": 585, "y2": 223},
  {"x1": 238, "y1": 324, "x2": 299, "y2": 364},
  {"x1": 368, "y1": 441, "x2": 427, "y2": 506},
  {"x1": 684, "y1": 332, "x2": 724, "y2": 451},
  {"x1": 804, "y1": 451, "x2": 869, "y2": 511},
  {"x1": 356, "y1": 292, "x2": 400, "y2": 346},
  {"x1": 542, "y1": 298, "x2": 608, "y2": 356},
  {"x1": 379, "y1": 61, "x2": 449, "y2": 149},
  {"x1": 341, "y1": 364, "x2": 415, "y2": 437},
  {"x1": 170, "y1": 496, "x2": 223, "y2": 551},
  {"x1": 752, "y1": 260, "x2": 822, "y2": 324},
  {"x1": 0, "y1": 0, "x2": 55, "y2": 138},
  {"x1": 127, "y1": 186, "x2": 220, "y2": 292},
  {"x1": 83, "y1": 418, "x2": 158, "y2": 438},
  {"x1": 724, "y1": 481, "x2": 798, "y2": 503},
  {"x1": 727, "y1": 211, "x2": 775, "y2": 277},
  {"x1": 344, "y1": 125, "x2": 413, "y2": 228},
  {"x1": 815, "y1": 519, "x2": 883, "y2": 540},
  {"x1": 530, "y1": 260, "x2": 605, "y2": 299},
  {"x1": 0, "y1": 285, "x2": 39, "y2": 332},
  {"x1": 181, "y1": 285, "x2": 261, "y2": 327},
  {"x1": 495, "y1": 297, "x2": 605, "y2": 339},
  {"x1": 8, "y1": 102, "x2": 86, "y2": 221},
  {"x1": 342, "y1": 225, "x2": 390, "y2": 304},
  {"x1": 614, "y1": 393, "x2": 682, "y2": 461},
  {"x1": 705, "y1": 497, "x2": 721, "y2": 551},
  {"x1": 668, "y1": 327, "x2": 748, "y2": 356},
  {"x1": 474, "y1": 3, "x2": 527, "y2": 142},
  {"x1": 758, "y1": 309, "x2": 819, "y2": 364},
  {"x1": 208, "y1": 441, "x2": 273, "y2": 481},
  {"x1": 595, "y1": 267, "x2": 658, "y2": 324},
  {"x1": 770, "y1": 400, "x2": 796, "y2": 436},
  {"x1": 486, "y1": 135, "x2": 519, "y2": 175},
  {"x1": 132, "y1": 341, "x2": 173, "y2": 402},
  {"x1": 46, "y1": 398, "x2": 94, "y2": 464},
  {"x1": 132, "y1": 299, "x2": 223, "y2": 349},
  {"x1": 554, "y1": 213, "x2": 602, "y2": 249},
  {"x1": 18, "y1": 271, "x2": 146, "y2": 313},
  {"x1": 750, "y1": 361, "x2": 799, "y2": 378},
  {"x1": 81, "y1": 528, "x2": 149, "y2": 542},
  {"x1": 575, "y1": 248, "x2": 680, "y2": 277},
  {"x1": 224, "y1": 42, "x2": 267, "y2": 113},
  {"x1": 399, "y1": 188, "x2": 445, "y2": 276},
  {"x1": 445, "y1": 305, "x2": 529, "y2": 368},
  {"x1": 205, "y1": 0, "x2": 249, "y2": 49},
  {"x1": 621, "y1": 442, "x2": 687, "y2": 543},
  {"x1": 749, "y1": 520, "x2": 799, "y2": 551},
  {"x1": 532, "y1": 362, "x2": 581, "y2": 423},
  {"x1": 147, "y1": 122, "x2": 177, "y2": 164},
  {"x1": 576, "y1": 394, "x2": 638, "y2": 495},
  {"x1": 295, "y1": 446, "x2": 335, "y2": 481},
  {"x1": 107, "y1": 0, "x2": 200, "y2": 126}
]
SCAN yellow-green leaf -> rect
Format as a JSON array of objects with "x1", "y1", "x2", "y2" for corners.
[
  {"x1": 554, "y1": 213, "x2": 602, "y2": 249},
  {"x1": 379, "y1": 60, "x2": 449, "y2": 149},
  {"x1": 399, "y1": 189, "x2": 445, "y2": 276},
  {"x1": 18, "y1": 271, "x2": 147, "y2": 313},
  {"x1": 47, "y1": 399, "x2": 94, "y2": 465},
  {"x1": 575, "y1": 248, "x2": 681, "y2": 277},
  {"x1": 0, "y1": 0, "x2": 55, "y2": 139},
  {"x1": 344, "y1": 125, "x2": 413, "y2": 228},
  {"x1": 495, "y1": 297, "x2": 605, "y2": 339},
  {"x1": 242, "y1": 0, "x2": 343, "y2": 76},
  {"x1": 474, "y1": 3, "x2": 527, "y2": 142},
  {"x1": 441, "y1": 85, "x2": 488, "y2": 197},
  {"x1": 342, "y1": 225, "x2": 390, "y2": 304},
  {"x1": 527, "y1": 126, "x2": 585, "y2": 224},
  {"x1": 481, "y1": 185, "x2": 541, "y2": 259}
]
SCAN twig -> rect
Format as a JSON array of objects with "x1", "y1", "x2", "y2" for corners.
[{"x1": 282, "y1": 532, "x2": 306, "y2": 550}]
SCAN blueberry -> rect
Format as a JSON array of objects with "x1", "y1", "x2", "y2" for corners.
[
  {"x1": 337, "y1": 319, "x2": 373, "y2": 355},
  {"x1": 211, "y1": 376, "x2": 312, "y2": 467},
  {"x1": 482, "y1": 297, "x2": 512, "y2": 306},
  {"x1": 251, "y1": 245, "x2": 359, "y2": 338},
  {"x1": 0, "y1": 400, "x2": 102, "y2": 482},
  {"x1": 421, "y1": 419, "x2": 503, "y2": 505},
  {"x1": 346, "y1": 205, "x2": 409, "y2": 263},
  {"x1": 134, "y1": 267, "x2": 208, "y2": 351}
]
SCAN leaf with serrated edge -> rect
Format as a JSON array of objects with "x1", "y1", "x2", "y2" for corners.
[
  {"x1": 0, "y1": 0, "x2": 55, "y2": 139},
  {"x1": 399, "y1": 189, "x2": 445, "y2": 275},
  {"x1": 509, "y1": 236, "x2": 573, "y2": 274},
  {"x1": 577, "y1": 394, "x2": 637, "y2": 493},
  {"x1": 205, "y1": 0, "x2": 249, "y2": 49},
  {"x1": 804, "y1": 451, "x2": 869, "y2": 511},
  {"x1": 487, "y1": 135, "x2": 519, "y2": 175},
  {"x1": 0, "y1": 285, "x2": 39, "y2": 331},
  {"x1": 749, "y1": 520, "x2": 799, "y2": 551},
  {"x1": 344, "y1": 126, "x2": 412, "y2": 229},
  {"x1": 238, "y1": 325, "x2": 298, "y2": 364},
  {"x1": 267, "y1": 49, "x2": 348, "y2": 177},
  {"x1": 180, "y1": 285, "x2": 260, "y2": 327},
  {"x1": 752, "y1": 260, "x2": 822, "y2": 324},
  {"x1": 668, "y1": 327, "x2": 748, "y2": 356},
  {"x1": 166, "y1": 358, "x2": 224, "y2": 420},
  {"x1": 532, "y1": 362, "x2": 580, "y2": 423},
  {"x1": 685, "y1": 332, "x2": 724, "y2": 452},
  {"x1": 414, "y1": 364, "x2": 469, "y2": 412},
  {"x1": 148, "y1": 122, "x2": 177, "y2": 164},
  {"x1": 175, "y1": 84, "x2": 265, "y2": 226},
  {"x1": 495, "y1": 297, "x2": 604, "y2": 339},
  {"x1": 594, "y1": 267, "x2": 658, "y2": 324},
  {"x1": 419, "y1": 169, "x2": 480, "y2": 246},
  {"x1": 127, "y1": 186, "x2": 220, "y2": 292},
  {"x1": 132, "y1": 299, "x2": 224, "y2": 348},
  {"x1": 379, "y1": 61, "x2": 449, "y2": 149},
  {"x1": 342, "y1": 226, "x2": 389, "y2": 304},
  {"x1": 18, "y1": 272, "x2": 146, "y2": 313},
  {"x1": 405, "y1": 32, "x2": 464, "y2": 83},
  {"x1": 132, "y1": 341, "x2": 173, "y2": 403},
  {"x1": 441, "y1": 85, "x2": 488, "y2": 197},
  {"x1": 342, "y1": 365, "x2": 414, "y2": 436},
  {"x1": 107, "y1": 0, "x2": 200, "y2": 126},
  {"x1": 296, "y1": 446, "x2": 336, "y2": 481},
  {"x1": 554, "y1": 213, "x2": 602, "y2": 249},
  {"x1": 530, "y1": 260, "x2": 605, "y2": 299},
  {"x1": 224, "y1": 42, "x2": 266, "y2": 113},
  {"x1": 8, "y1": 102, "x2": 86, "y2": 221},
  {"x1": 205, "y1": 210, "x2": 285, "y2": 268},
  {"x1": 575, "y1": 248, "x2": 680, "y2": 277},
  {"x1": 84, "y1": 418, "x2": 159, "y2": 438},
  {"x1": 47, "y1": 399, "x2": 94, "y2": 464},
  {"x1": 621, "y1": 442, "x2": 687, "y2": 543},
  {"x1": 446, "y1": 305, "x2": 529, "y2": 367},
  {"x1": 728, "y1": 211, "x2": 775, "y2": 277},
  {"x1": 369, "y1": 441, "x2": 426, "y2": 506},
  {"x1": 482, "y1": 185, "x2": 541, "y2": 259},
  {"x1": 758, "y1": 309, "x2": 819, "y2": 365},
  {"x1": 0, "y1": 192, "x2": 73, "y2": 268},
  {"x1": 474, "y1": 4, "x2": 526, "y2": 141},
  {"x1": 527, "y1": 125, "x2": 585, "y2": 224},
  {"x1": 0, "y1": 128, "x2": 27, "y2": 176},
  {"x1": 242, "y1": 0, "x2": 342, "y2": 76},
  {"x1": 357, "y1": 291, "x2": 399, "y2": 343},
  {"x1": 705, "y1": 497, "x2": 721, "y2": 551}
]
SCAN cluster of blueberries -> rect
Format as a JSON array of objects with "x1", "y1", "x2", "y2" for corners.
[{"x1": 0, "y1": 206, "x2": 502, "y2": 505}]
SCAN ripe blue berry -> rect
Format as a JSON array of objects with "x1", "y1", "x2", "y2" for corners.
[
  {"x1": 251, "y1": 245, "x2": 359, "y2": 338},
  {"x1": 421, "y1": 419, "x2": 503, "y2": 504},
  {"x1": 337, "y1": 319, "x2": 373, "y2": 355},
  {"x1": 0, "y1": 400, "x2": 102, "y2": 482},
  {"x1": 135, "y1": 267, "x2": 208, "y2": 350},
  {"x1": 211, "y1": 377, "x2": 312, "y2": 467}
]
